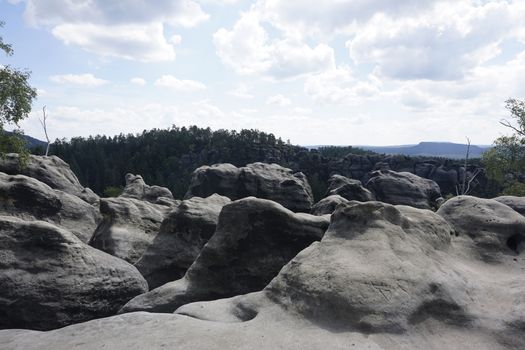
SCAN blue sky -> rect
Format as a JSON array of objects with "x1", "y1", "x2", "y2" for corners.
[{"x1": 1, "y1": 0, "x2": 525, "y2": 145}]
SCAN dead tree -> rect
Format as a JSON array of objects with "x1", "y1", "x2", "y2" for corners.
[
  {"x1": 39, "y1": 106, "x2": 50, "y2": 156},
  {"x1": 456, "y1": 137, "x2": 482, "y2": 195}
]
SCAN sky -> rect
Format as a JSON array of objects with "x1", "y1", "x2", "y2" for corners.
[{"x1": 1, "y1": 0, "x2": 525, "y2": 146}]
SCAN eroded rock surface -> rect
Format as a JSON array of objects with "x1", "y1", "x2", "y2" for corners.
[
  {"x1": 121, "y1": 173, "x2": 174, "y2": 204},
  {"x1": 120, "y1": 197, "x2": 329, "y2": 313},
  {"x1": 310, "y1": 194, "x2": 349, "y2": 216},
  {"x1": 437, "y1": 195, "x2": 525, "y2": 261},
  {"x1": 326, "y1": 174, "x2": 375, "y2": 202},
  {"x1": 494, "y1": 196, "x2": 525, "y2": 217},
  {"x1": 0, "y1": 154, "x2": 99, "y2": 204},
  {"x1": 185, "y1": 163, "x2": 314, "y2": 212},
  {"x1": 89, "y1": 197, "x2": 176, "y2": 264},
  {"x1": 366, "y1": 170, "x2": 443, "y2": 209},
  {"x1": 0, "y1": 172, "x2": 99, "y2": 243},
  {"x1": 0, "y1": 216, "x2": 148, "y2": 331},
  {"x1": 135, "y1": 194, "x2": 231, "y2": 289}
]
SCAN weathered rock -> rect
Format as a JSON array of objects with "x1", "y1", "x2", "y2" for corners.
[
  {"x1": 120, "y1": 197, "x2": 329, "y2": 313},
  {"x1": 0, "y1": 216, "x2": 148, "y2": 331},
  {"x1": 311, "y1": 195, "x2": 349, "y2": 216},
  {"x1": 5, "y1": 200, "x2": 524, "y2": 349},
  {"x1": 366, "y1": 170, "x2": 442, "y2": 209},
  {"x1": 494, "y1": 196, "x2": 525, "y2": 217},
  {"x1": 185, "y1": 162, "x2": 314, "y2": 212},
  {"x1": 0, "y1": 172, "x2": 100, "y2": 243},
  {"x1": 437, "y1": 196, "x2": 525, "y2": 261},
  {"x1": 135, "y1": 194, "x2": 231, "y2": 289},
  {"x1": 0, "y1": 154, "x2": 99, "y2": 204},
  {"x1": 326, "y1": 174, "x2": 375, "y2": 202},
  {"x1": 121, "y1": 173, "x2": 174, "y2": 204},
  {"x1": 89, "y1": 197, "x2": 176, "y2": 264}
]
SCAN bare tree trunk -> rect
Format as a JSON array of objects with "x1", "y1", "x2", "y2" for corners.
[{"x1": 40, "y1": 106, "x2": 50, "y2": 156}]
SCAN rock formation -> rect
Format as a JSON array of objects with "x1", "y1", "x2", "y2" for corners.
[
  {"x1": 0, "y1": 172, "x2": 100, "y2": 243},
  {"x1": 325, "y1": 174, "x2": 375, "y2": 202},
  {"x1": 135, "y1": 194, "x2": 231, "y2": 289},
  {"x1": 365, "y1": 170, "x2": 443, "y2": 209},
  {"x1": 0, "y1": 216, "x2": 148, "y2": 331},
  {"x1": 121, "y1": 173, "x2": 174, "y2": 204},
  {"x1": 185, "y1": 162, "x2": 314, "y2": 212},
  {"x1": 89, "y1": 197, "x2": 175, "y2": 264},
  {"x1": 120, "y1": 197, "x2": 329, "y2": 313},
  {"x1": 310, "y1": 194, "x2": 349, "y2": 216},
  {"x1": 494, "y1": 195, "x2": 525, "y2": 217},
  {"x1": 0, "y1": 154, "x2": 99, "y2": 204},
  {"x1": 437, "y1": 195, "x2": 525, "y2": 261}
]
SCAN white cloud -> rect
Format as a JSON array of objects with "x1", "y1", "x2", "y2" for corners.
[
  {"x1": 154, "y1": 75, "x2": 207, "y2": 91},
  {"x1": 17, "y1": 0, "x2": 208, "y2": 62},
  {"x1": 130, "y1": 77, "x2": 146, "y2": 86},
  {"x1": 52, "y1": 22, "x2": 179, "y2": 62},
  {"x1": 213, "y1": 10, "x2": 335, "y2": 79},
  {"x1": 50, "y1": 73, "x2": 109, "y2": 86},
  {"x1": 266, "y1": 94, "x2": 291, "y2": 106},
  {"x1": 229, "y1": 84, "x2": 254, "y2": 99}
]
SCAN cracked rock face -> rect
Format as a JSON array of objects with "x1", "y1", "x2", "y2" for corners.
[
  {"x1": 325, "y1": 174, "x2": 375, "y2": 202},
  {"x1": 185, "y1": 162, "x2": 314, "y2": 212},
  {"x1": 0, "y1": 216, "x2": 148, "y2": 331}
]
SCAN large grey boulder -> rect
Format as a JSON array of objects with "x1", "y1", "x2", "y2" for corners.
[
  {"x1": 366, "y1": 170, "x2": 443, "y2": 209},
  {"x1": 185, "y1": 162, "x2": 314, "y2": 212},
  {"x1": 0, "y1": 216, "x2": 148, "y2": 331},
  {"x1": 326, "y1": 174, "x2": 375, "y2": 202},
  {"x1": 121, "y1": 173, "x2": 174, "y2": 204},
  {"x1": 120, "y1": 197, "x2": 329, "y2": 313},
  {"x1": 89, "y1": 197, "x2": 176, "y2": 264},
  {"x1": 437, "y1": 196, "x2": 525, "y2": 261},
  {"x1": 0, "y1": 172, "x2": 100, "y2": 243},
  {"x1": 310, "y1": 194, "x2": 349, "y2": 216},
  {"x1": 0, "y1": 154, "x2": 99, "y2": 204},
  {"x1": 135, "y1": 194, "x2": 231, "y2": 289}
]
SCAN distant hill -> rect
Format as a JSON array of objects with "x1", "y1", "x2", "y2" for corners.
[
  {"x1": 355, "y1": 142, "x2": 490, "y2": 159},
  {"x1": 22, "y1": 134, "x2": 47, "y2": 149}
]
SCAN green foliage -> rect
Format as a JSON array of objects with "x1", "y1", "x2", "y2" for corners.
[
  {"x1": 500, "y1": 182, "x2": 525, "y2": 196},
  {"x1": 0, "y1": 21, "x2": 36, "y2": 162},
  {"x1": 103, "y1": 186, "x2": 123, "y2": 197},
  {"x1": 483, "y1": 98, "x2": 525, "y2": 195},
  {"x1": 317, "y1": 145, "x2": 373, "y2": 158}
]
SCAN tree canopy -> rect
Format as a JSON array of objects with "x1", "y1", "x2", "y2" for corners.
[{"x1": 0, "y1": 21, "x2": 37, "y2": 158}]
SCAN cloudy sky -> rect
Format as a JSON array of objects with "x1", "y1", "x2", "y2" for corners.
[{"x1": 1, "y1": 0, "x2": 525, "y2": 146}]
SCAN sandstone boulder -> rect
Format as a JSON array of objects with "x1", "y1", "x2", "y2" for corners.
[
  {"x1": 0, "y1": 172, "x2": 99, "y2": 243},
  {"x1": 0, "y1": 216, "x2": 148, "y2": 331},
  {"x1": 366, "y1": 170, "x2": 442, "y2": 209},
  {"x1": 494, "y1": 196, "x2": 525, "y2": 216},
  {"x1": 310, "y1": 194, "x2": 349, "y2": 216},
  {"x1": 437, "y1": 195, "x2": 525, "y2": 261},
  {"x1": 326, "y1": 174, "x2": 375, "y2": 202},
  {"x1": 120, "y1": 197, "x2": 329, "y2": 313},
  {"x1": 121, "y1": 173, "x2": 174, "y2": 204},
  {"x1": 135, "y1": 194, "x2": 231, "y2": 289},
  {"x1": 89, "y1": 197, "x2": 176, "y2": 264},
  {"x1": 185, "y1": 162, "x2": 314, "y2": 212},
  {"x1": 0, "y1": 154, "x2": 99, "y2": 204}
]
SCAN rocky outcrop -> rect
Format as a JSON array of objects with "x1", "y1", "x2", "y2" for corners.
[
  {"x1": 185, "y1": 163, "x2": 314, "y2": 212},
  {"x1": 0, "y1": 154, "x2": 99, "y2": 204},
  {"x1": 135, "y1": 194, "x2": 231, "y2": 289},
  {"x1": 325, "y1": 174, "x2": 375, "y2": 202},
  {"x1": 5, "y1": 200, "x2": 524, "y2": 350},
  {"x1": 310, "y1": 195, "x2": 349, "y2": 216},
  {"x1": 89, "y1": 197, "x2": 176, "y2": 264},
  {"x1": 120, "y1": 197, "x2": 329, "y2": 313},
  {"x1": 494, "y1": 196, "x2": 525, "y2": 216},
  {"x1": 0, "y1": 216, "x2": 148, "y2": 331},
  {"x1": 0, "y1": 172, "x2": 100, "y2": 243},
  {"x1": 121, "y1": 173, "x2": 174, "y2": 204},
  {"x1": 365, "y1": 170, "x2": 443, "y2": 209},
  {"x1": 437, "y1": 196, "x2": 525, "y2": 261}
]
